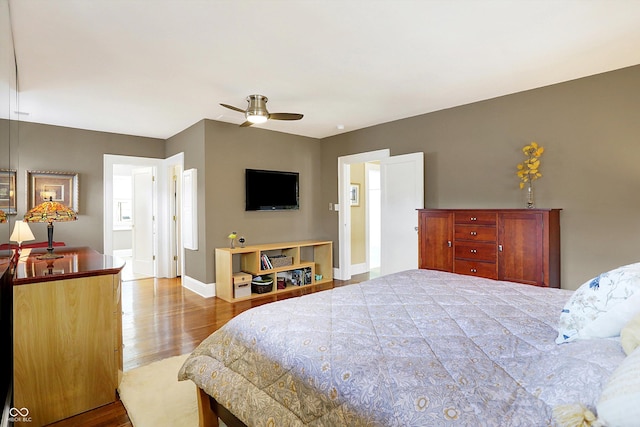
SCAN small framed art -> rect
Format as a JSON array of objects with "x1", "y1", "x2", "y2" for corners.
[
  {"x1": 350, "y1": 183, "x2": 360, "y2": 206},
  {"x1": 0, "y1": 169, "x2": 17, "y2": 214},
  {"x1": 27, "y1": 170, "x2": 79, "y2": 212}
]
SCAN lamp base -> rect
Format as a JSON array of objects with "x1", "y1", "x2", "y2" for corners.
[{"x1": 36, "y1": 249, "x2": 64, "y2": 260}]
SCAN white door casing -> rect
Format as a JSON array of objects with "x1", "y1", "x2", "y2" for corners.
[{"x1": 380, "y1": 152, "x2": 424, "y2": 276}]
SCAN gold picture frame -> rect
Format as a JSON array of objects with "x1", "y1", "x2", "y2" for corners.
[
  {"x1": 27, "y1": 170, "x2": 79, "y2": 212},
  {"x1": 0, "y1": 169, "x2": 17, "y2": 214}
]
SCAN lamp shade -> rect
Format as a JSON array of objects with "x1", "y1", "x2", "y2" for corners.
[
  {"x1": 0, "y1": 209, "x2": 6, "y2": 223},
  {"x1": 24, "y1": 199, "x2": 77, "y2": 223},
  {"x1": 24, "y1": 198, "x2": 77, "y2": 260},
  {"x1": 10, "y1": 220, "x2": 35, "y2": 245}
]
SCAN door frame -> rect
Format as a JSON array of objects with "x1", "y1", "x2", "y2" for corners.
[{"x1": 337, "y1": 149, "x2": 390, "y2": 280}]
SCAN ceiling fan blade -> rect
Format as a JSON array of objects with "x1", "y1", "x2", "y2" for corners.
[
  {"x1": 220, "y1": 103, "x2": 246, "y2": 113},
  {"x1": 268, "y1": 113, "x2": 304, "y2": 121},
  {"x1": 239, "y1": 121, "x2": 254, "y2": 127}
]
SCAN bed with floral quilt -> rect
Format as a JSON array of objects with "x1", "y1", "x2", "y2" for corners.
[{"x1": 179, "y1": 267, "x2": 640, "y2": 427}]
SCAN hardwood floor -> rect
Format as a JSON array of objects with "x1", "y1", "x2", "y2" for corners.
[{"x1": 48, "y1": 273, "x2": 369, "y2": 427}]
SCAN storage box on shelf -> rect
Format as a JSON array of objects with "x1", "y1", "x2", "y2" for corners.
[
  {"x1": 215, "y1": 240, "x2": 333, "y2": 303},
  {"x1": 232, "y1": 272, "x2": 252, "y2": 298}
]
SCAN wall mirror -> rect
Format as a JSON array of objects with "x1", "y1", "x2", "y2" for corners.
[{"x1": 1, "y1": 0, "x2": 16, "y2": 248}]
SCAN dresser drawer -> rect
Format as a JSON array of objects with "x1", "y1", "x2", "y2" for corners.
[
  {"x1": 454, "y1": 242, "x2": 496, "y2": 262},
  {"x1": 454, "y1": 259, "x2": 498, "y2": 279},
  {"x1": 454, "y1": 224, "x2": 496, "y2": 242},
  {"x1": 454, "y1": 211, "x2": 496, "y2": 225}
]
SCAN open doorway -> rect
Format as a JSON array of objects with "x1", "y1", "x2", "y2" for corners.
[
  {"x1": 348, "y1": 161, "x2": 381, "y2": 278},
  {"x1": 112, "y1": 164, "x2": 153, "y2": 281},
  {"x1": 104, "y1": 153, "x2": 184, "y2": 281},
  {"x1": 338, "y1": 150, "x2": 424, "y2": 280}
]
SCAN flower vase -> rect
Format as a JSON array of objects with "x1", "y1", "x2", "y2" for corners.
[{"x1": 526, "y1": 182, "x2": 535, "y2": 209}]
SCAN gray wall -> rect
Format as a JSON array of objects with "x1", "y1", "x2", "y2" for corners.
[
  {"x1": 167, "y1": 119, "x2": 325, "y2": 285},
  {"x1": 320, "y1": 64, "x2": 640, "y2": 290},
  {"x1": 10, "y1": 121, "x2": 165, "y2": 251}
]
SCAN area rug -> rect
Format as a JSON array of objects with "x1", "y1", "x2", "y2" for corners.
[{"x1": 118, "y1": 353, "x2": 227, "y2": 427}]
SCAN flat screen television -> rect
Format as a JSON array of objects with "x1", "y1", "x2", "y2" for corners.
[{"x1": 245, "y1": 169, "x2": 299, "y2": 211}]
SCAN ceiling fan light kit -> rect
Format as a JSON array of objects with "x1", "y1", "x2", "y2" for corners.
[{"x1": 221, "y1": 94, "x2": 303, "y2": 127}]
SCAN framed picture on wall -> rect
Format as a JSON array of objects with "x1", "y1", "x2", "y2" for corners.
[
  {"x1": 27, "y1": 170, "x2": 79, "y2": 212},
  {"x1": 350, "y1": 183, "x2": 360, "y2": 206},
  {"x1": 0, "y1": 169, "x2": 17, "y2": 214}
]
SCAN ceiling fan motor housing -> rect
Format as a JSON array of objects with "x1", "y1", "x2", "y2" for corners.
[{"x1": 246, "y1": 95, "x2": 269, "y2": 122}]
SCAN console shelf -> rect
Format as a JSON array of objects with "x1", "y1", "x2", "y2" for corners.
[{"x1": 215, "y1": 240, "x2": 333, "y2": 303}]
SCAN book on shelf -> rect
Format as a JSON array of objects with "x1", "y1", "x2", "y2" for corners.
[{"x1": 260, "y1": 254, "x2": 273, "y2": 269}]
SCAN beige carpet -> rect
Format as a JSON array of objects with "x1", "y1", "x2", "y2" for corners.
[{"x1": 118, "y1": 353, "x2": 227, "y2": 427}]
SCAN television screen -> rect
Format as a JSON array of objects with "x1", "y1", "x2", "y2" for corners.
[{"x1": 245, "y1": 169, "x2": 299, "y2": 211}]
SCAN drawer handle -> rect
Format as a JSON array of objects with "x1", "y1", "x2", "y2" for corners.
[
  {"x1": 447, "y1": 240, "x2": 452, "y2": 248},
  {"x1": 470, "y1": 268, "x2": 477, "y2": 273},
  {"x1": 498, "y1": 244, "x2": 503, "y2": 252},
  {"x1": 470, "y1": 249, "x2": 477, "y2": 253},
  {"x1": 470, "y1": 217, "x2": 477, "y2": 221},
  {"x1": 470, "y1": 231, "x2": 477, "y2": 236}
]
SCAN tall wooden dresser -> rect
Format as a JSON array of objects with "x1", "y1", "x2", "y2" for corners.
[{"x1": 418, "y1": 209, "x2": 561, "y2": 288}]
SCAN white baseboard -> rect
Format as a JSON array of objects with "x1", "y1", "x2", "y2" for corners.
[
  {"x1": 333, "y1": 263, "x2": 372, "y2": 280},
  {"x1": 182, "y1": 275, "x2": 216, "y2": 298},
  {"x1": 350, "y1": 262, "x2": 369, "y2": 275},
  {"x1": 333, "y1": 267, "x2": 347, "y2": 280}
]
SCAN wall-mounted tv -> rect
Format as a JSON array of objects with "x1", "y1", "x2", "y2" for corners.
[{"x1": 245, "y1": 169, "x2": 299, "y2": 211}]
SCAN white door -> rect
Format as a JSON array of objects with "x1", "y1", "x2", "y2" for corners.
[
  {"x1": 380, "y1": 153, "x2": 424, "y2": 275},
  {"x1": 132, "y1": 167, "x2": 155, "y2": 277}
]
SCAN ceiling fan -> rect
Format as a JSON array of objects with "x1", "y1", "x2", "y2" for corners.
[{"x1": 220, "y1": 94, "x2": 303, "y2": 127}]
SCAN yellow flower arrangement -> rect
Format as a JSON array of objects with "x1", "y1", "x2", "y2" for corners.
[{"x1": 517, "y1": 142, "x2": 544, "y2": 189}]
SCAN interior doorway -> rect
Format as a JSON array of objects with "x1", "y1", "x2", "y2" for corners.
[
  {"x1": 338, "y1": 150, "x2": 424, "y2": 280},
  {"x1": 103, "y1": 153, "x2": 184, "y2": 281},
  {"x1": 348, "y1": 161, "x2": 381, "y2": 278}
]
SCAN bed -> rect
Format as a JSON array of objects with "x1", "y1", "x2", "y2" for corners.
[{"x1": 178, "y1": 268, "x2": 639, "y2": 426}]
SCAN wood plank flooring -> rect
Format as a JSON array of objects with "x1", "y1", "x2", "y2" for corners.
[{"x1": 47, "y1": 273, "x2": 368, "y2": 427}]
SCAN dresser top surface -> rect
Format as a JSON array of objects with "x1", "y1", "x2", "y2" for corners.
[{"x1": 7, "y1": 246, "x2": 125, "y2": 285}]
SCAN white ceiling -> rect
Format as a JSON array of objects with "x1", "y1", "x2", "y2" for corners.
[{"x1": 5, "y1": 0, "x2": 640, "y2": 140}]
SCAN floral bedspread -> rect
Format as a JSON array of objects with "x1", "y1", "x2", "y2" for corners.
[{"x1": 178, "y1": 269, "x2": 625, "y2": 426}]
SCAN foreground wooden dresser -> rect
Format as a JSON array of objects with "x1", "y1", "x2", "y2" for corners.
[
  {"x1": 418, "y1": 209, "x2": 561, "y2": 288},
  {"x1": 12, "y1": 247, "x2": 125, "y2": 427}
]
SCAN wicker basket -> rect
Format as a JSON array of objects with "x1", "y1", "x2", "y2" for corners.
[
  {"x1": 270, "y1": 255, "x2": 293, "y2": 268},
  {"x1": 252, "y1": 282, "x2": 273, "y2": 294}
]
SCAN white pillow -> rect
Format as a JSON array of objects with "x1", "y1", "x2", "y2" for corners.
[
  {"x1": 596, "y1": 346, "x2": 640, "y2": 427},
  {"x1": 621, "y1": 312, "x2": 640, "y2": 356},
  {"x1": 578, "y1": 292, "x2": 640, "y2": 340},
  {"x1": 556, "y1": 262, "x2": 640, "y2": 344}
]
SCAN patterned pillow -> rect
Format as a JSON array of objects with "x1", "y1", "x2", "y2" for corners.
[
  {"x1": 556, "y1": 262, "x2": 640, "y2": 344},
  {"x1": 596, "y1": 346, "x2": 640, "y2": 426}
]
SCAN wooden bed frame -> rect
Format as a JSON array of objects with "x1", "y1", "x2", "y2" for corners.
[{"x1": 197, "y1": 386, "x2": 247, "y2": 427}]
